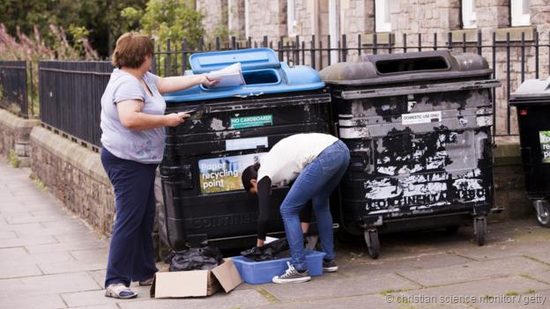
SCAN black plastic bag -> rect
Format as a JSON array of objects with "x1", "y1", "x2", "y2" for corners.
[
  {"x1": 167, "y1": 246, "x2": 224, "y2": 272},
  {"x1": 240, "y1": 238, "x2": 290, "y2": 261}
]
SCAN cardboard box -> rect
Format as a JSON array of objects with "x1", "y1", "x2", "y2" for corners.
[{"x1": 150, "y1": 258, "x2": 243, "y2": 298}]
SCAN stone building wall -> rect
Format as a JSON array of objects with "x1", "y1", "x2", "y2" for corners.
[
  {"x1": 245, "y1": 0, "x2": 287, "y2": 42},
  {"x1": 197, "y1": 0, "x2": 228, "y2": 41},
  {"x1": 200, "y1": 0, "x2": 550, "y2": 134},
  {"x1": 228, "y1": 0, "x2": 246, "y2": 39}
]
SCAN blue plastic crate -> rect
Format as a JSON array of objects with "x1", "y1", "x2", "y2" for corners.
[{"x1": 231, "y1": 250, "x2": 326, "y2": 285}]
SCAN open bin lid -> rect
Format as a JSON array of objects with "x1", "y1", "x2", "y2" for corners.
[
  {"x1": 320, "y1": 50, "x2": 493, "y2": 86},
  {"x1": 510, "y1": 77, "x2": 550, "y2": 104},
  {"x1": 190, "y1": 48, "x2": 280, "y2": 74}
]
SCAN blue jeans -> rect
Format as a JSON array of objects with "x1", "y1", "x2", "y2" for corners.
[
  {"x1": 280, "y1": 140, "x2": 350, "y2": 271},
  {"x1": 101, "y1": 148, "x2": 159, "y2": 287}
]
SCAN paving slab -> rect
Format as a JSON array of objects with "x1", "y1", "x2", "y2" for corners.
[
  {"x1": 25, "y1": 239, "x2": 108, "y2": 254},
  {"x1": 396, "y1": 276, "x2": 550, "y2": 309},
  {"x1": 69, "y1": 248, "x2": 109, "y2": 264},
  {"x1": 0, "y1": 247, "x2": 75, "y2": 266},
  {"x1": 0, "y1": 272, "x2": 101, "y2": 298},
  {"x1": 0, "y1": 234, "x2": 58, "y2": 248},
  {"x1": 0, "y1": 230, "x2": 17, "y2": 239},
  {"x1": 117, "y1": 289, "x2": 271, "y2": 309},
  {"x1": 257, "y1": 294, "x2": 402, "y2": 309},
  {"x1": 88, "y1": 269, "x2": 107, "y2": 287},
  {"x1": 0, "y1": 294, "x2": 66, "y2": 309},
  {"x1": 61, "y1": 289, "x2": 122, "y2": 308},
  {"x1": 261, "y1": 272, "x2": 420, "y2": 302},
  {"x1": 38, "y1": 259, "x2": 106, "y2": 275},
  {"x1": 0, "y1": 263, "x2": 43, "y2": 279},
  {"x1": 397, "y1": 256, "x2": 545, "y2": 287}
]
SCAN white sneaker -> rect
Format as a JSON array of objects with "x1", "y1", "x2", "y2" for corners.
[
  {"x1": 272, "y1": 262, "x2": 311, "y2": 284},
  {"x1": 105, "y1": 283, "x2": 137, "y2": 299}
]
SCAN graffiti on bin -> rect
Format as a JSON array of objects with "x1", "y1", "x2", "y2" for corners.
[
  {"x1": 361, "y1": 124, "x2": 490, "y2": 213},
  {"x1": 375, "y1": 127, "x2": 456, "y2": 175},
  {"x1": 364, "y1": 169, "x2": 487, "y2": 212}
]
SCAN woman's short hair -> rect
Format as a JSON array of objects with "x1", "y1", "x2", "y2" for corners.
[
  {"x1": 241, "y1": 163, "x2": 261, "y2": 192},
  {"x1": 112, "y1": 32, "x2": 154, "y2": 69}
]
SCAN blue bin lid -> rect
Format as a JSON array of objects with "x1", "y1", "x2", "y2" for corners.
[
  {"x1": 190, "y1": 48, "x2": 280, "y2": 74},
  {"x1": 163, "y1": 48, "x2": 325, "y2": 103}
]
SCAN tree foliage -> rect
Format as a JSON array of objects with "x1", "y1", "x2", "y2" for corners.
[
  {"x1": 0, "y1": 0, "x2": 206, "y2": 58},
  {"x1": 138, "y1": 0, "x2": 205, "y2": 50}
]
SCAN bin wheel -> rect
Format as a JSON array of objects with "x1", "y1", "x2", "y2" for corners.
[
  {"x1": 474, "y1": 217, "x2": 486, "y2": 246},
  {"x1": 364, "y1": 229, "x2": 380, "y2": 259},
  {"x1": 534, "y1": 200, "x2": 550, "y2": 227},
  {"x1": 445, "y1": 225, "x2": 460, "y2": 234}
]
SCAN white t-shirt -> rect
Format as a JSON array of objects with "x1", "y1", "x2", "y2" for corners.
[{"x1": 257, "y1": 133, "x2": 338, "y2": 187}]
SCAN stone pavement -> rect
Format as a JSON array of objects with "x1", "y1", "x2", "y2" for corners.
[{"x1": 2, "y1": 159, "x2": 550, "y2": 309}]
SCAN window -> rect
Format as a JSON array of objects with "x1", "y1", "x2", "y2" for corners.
[
  {"x1": 375, "y1": 0, "x2": 391, "y2": 32},
  {"x1": 511, "y1": 0, "x2": 530, "y2": 27},
  {"x1": 461, "y1": 0, "x2": 476, "y2": 29},
  {"x1": 287, "y1": 0, "x2": 297, "y2": 36}
]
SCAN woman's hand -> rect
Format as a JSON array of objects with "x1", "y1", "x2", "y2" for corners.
[
  {"x1": 200, "y1": 74, "x2": 219, "y2": 87},
  {"x1": 164, "y1": 112, "x2": 189, "y2": 127}
]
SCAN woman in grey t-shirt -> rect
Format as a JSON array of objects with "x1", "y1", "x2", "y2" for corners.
[{"x1": 101, "y1": 32, "x2": 217, "y2": 299}]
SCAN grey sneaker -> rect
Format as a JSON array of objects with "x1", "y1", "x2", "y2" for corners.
[
  {"x1": 322, "y1": 259, "x2": 339, "y2": 272},
  {"x1": 272, "y1": 262, "x2": 311, "y2": 284}
]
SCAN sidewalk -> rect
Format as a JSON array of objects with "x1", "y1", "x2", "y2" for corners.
[{"x1": 2, "y1": 158, "x2": 550, "y2": 309}]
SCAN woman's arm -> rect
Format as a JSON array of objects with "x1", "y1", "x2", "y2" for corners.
[
  {"x1": 256, "y1": 176, "x2": 272, "y2": 247},
  {"x1": 156, "y1": 74, "x2": 218, "y2": 94},
  {"x1": 117, "y1": 99, "x2": 187, "y2": 130}
]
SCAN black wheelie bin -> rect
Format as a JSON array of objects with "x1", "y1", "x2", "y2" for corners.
[
  {"x1": 160, "y1": 48, "x2": 331, "y2": 250},
  {"x1": 510, "y1": 77, "x2": 550, "y2": 227},
  {"x1": 320, "y1": 51, "x2": 501, "y2": 258}
]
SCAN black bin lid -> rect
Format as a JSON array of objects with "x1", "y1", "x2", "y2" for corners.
[
  {"x1": 320, "y1": 50, "x2": 493, "y2": 86},
  {"x1": 510, "y1": 77, "x2": 550, "y2": 106}
]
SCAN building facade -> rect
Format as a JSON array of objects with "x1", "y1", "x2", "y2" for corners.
[{"x1": 195, "y1": 0, "x2": 550, "y2": 135}]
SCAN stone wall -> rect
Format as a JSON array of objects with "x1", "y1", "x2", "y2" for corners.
[
  {"x1": 390, "y1": 0, "x2": 460, "y2": 46},
  {"x1": 244, "y1": 0, "x2": 287, "y2": 42},
  {"x1": 197, "y1": 0, "x2": 228, "y2": 41},
  {"x1": 29, "y1": 125, "x2": 167, "y2": 255},
  {"x1": 228, "y1": 0, "x2": 246, "y2": 39},
  {"x1": 492, "y1": 137, "x2": 533, "y2": 221},
  {"x1": 30, "y1": 126, "x2": 116, "y2": 235},
  {"x1": 0, "y1": 109, "x2": 40, "y2": 167}
]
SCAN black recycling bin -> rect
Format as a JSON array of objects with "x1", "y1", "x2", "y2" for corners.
[
  {"x1": 160, "y1": 48, "x2": 331, "y2": 250},
  {"x1": 510, "y1": 77, "x2": 550, "y2": 227},
  {"x1": 320, "y1": 51, "x2": 501, "y2": 258}
]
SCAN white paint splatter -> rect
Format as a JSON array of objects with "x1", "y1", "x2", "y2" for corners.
[{"x1": 210, "y1": 118, "x2": 226, "y2": 131}]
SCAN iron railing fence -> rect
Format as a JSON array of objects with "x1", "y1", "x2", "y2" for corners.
[
  {"x1": 38, "y1": 61, "x2": 112, "y2": 148},
  {"x1": 0, "y1": 60, "x2": 30, "y2": 118}
]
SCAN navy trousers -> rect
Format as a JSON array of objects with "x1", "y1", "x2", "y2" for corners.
[{"x1": 101, "y1": 148, "x2": 159, "y2": 288}]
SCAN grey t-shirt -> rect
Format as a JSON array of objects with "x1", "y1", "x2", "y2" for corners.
[{"x1": 100, "y1": 68, "x2": 166, "y2": 164}]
